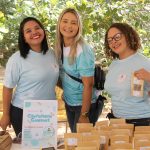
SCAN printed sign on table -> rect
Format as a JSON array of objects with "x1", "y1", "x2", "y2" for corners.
[{"x1": 22, "y1": 100, "x2": 57, "y2": 149}]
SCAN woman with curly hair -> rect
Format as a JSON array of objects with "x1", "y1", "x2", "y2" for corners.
[{"x1": 104, "y1": 23, "x2": 150, "y2": 126}]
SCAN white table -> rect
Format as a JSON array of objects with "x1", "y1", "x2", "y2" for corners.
[
  {"x1": 11, "y1": 143, "x2": 64, "y2": 150},
  {"x1": 11, "y1": 144, "x2": 40, "y2": 150}
]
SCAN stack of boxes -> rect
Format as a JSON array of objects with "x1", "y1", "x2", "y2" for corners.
[{"x1": 64, "y1": 119, "x2": 150, "y2": 150}]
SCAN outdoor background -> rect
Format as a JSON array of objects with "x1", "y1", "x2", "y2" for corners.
[
  {"x1": 0, "y1": 0, "x2": 150, "y2": 111},
  {"x1": 0, "y1": 0, "x2": 150, "y2": 67}
]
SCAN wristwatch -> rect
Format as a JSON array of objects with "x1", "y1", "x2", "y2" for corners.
[{"x1": 80, "y1": 111, "x2": 89, "y2": 117}]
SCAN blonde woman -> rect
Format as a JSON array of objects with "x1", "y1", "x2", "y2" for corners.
[{"x1": 55, "y1": 8, "x2": 97, "y2": 132}]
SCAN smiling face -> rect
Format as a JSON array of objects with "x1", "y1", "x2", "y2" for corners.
[
  {"x1": 23, "y1": 20, "x2": 45, "y2": 52},
  {"x1": 107, "y1": 27, "x2": 134, "y2": 59},
  {"x1": 59, "y1": 12, "x2": 79, "y2": 46}
]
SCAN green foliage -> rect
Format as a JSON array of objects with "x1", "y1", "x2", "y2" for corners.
[{"x1": 0, "y1": 0, "x2": 150, "y2": 66}]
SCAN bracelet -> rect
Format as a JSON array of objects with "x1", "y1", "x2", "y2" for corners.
[{"x1": 80, "y1": 111, "x2": 89, "y2": 117}]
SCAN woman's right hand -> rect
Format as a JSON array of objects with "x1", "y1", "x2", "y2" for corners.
[
  {"x1": 134, "y1": 68, "x2": 150, "y2": 82},
  {"x1": 0, "y1": 114, "x2": 11, "y2": 131},
  {"x1": 0, "y1": 86, "x2": 13, "y2": 131}
]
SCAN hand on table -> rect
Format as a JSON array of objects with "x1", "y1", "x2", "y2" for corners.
[{"x1": 0, "y1": 114, "x2": 11, "y2": 131}]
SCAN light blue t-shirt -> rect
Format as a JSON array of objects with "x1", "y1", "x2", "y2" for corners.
[
  {"x1": 104, "y1": 52, "x2": 150, "y2": 119},
  {"x1": 60, "y1": 43, "x2": 97, "y2": 106},
  {"x1": 4, "y1": 49, "x2": 59, "y2": 109}
]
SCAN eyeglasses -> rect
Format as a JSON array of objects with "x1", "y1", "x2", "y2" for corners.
[{"x1": 107, "y1": 33, "x2": 123, "y2": 45}]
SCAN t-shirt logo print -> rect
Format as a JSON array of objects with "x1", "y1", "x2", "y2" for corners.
[{"x1": 118, "y1": 74, "x2": 126, "y2": 83}]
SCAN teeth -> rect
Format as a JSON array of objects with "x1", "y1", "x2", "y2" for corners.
[
  {"x1": 64, "y1": 29, "x2": 72, "y2": 32},
  {"x1": 113, "y1": 44, "x2": 120, "y2": 49}
]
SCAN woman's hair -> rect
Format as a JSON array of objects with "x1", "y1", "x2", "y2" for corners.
[
  {"x1": 55, "y1": 8, "x2": 84, "y2": 64},
  {"x1": 18, "y1": 17, "x2": 48, "y2": 58},
  {"x1": 104, "y1": 23, "x2": 141, "y2": 59}
]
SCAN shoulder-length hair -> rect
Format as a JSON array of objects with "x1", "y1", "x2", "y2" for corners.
[
  {"x1": 104, "y1": 23, "x2": 141, "y2": 59},
  {"x1": 55, "y1": 8, "x2": 84, "y2": 64},
  {"x1": 18, "y1": 17, "x2": 48, "y2": 58}
]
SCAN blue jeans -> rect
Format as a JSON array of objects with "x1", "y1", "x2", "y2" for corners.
[{"x1": 65, "y1": 102, "x2": 97, "y2": 132}]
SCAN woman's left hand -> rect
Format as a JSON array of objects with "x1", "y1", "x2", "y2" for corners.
[{"x1": 78, "y1": 116, "x2": 90, "y2": 123}]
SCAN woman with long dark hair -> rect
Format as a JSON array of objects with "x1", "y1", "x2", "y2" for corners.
[{"x1": 0, "y1": 17, "x2": 59, "y2": 136}]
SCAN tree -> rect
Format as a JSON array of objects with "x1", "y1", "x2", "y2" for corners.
[{"x1": 0, "y1": 0, "x2": 150, "y2": 66}]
